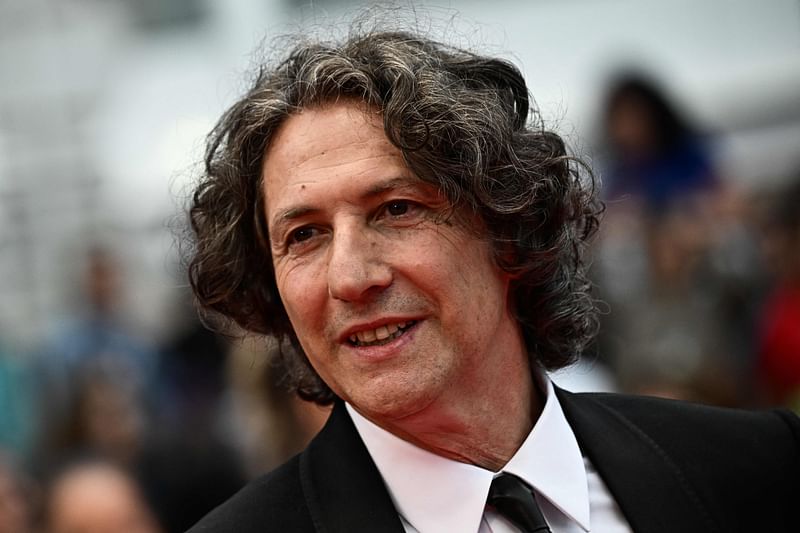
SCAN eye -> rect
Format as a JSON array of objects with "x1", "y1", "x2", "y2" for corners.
[
  {"x1": 385, "y1": 200, "x2": 410, "y2": 217},
  {"x1": 289, "y1": 226, "x2": 316, "y2": 244},
  {"x1": 376, "y1": 199, "x2": 426, "y2": 226}
]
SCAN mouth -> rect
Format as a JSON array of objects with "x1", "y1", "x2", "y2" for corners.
[{"x1": 347, "y1": 320, "x2": 418, "y2": 347}]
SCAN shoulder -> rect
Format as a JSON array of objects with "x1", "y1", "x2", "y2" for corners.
[
  {"x1": 575, "y1": 391, "x2": 800, "y2": 449},
  {"x1": 556, "y1": 389, "x2": 799, "y2": 530},
  {"x1": 186, "y1": 454, "x2": 315, "y2": 533},
  {"x1": 564, "y1": 391, "x2": 799, "y2": 499}
]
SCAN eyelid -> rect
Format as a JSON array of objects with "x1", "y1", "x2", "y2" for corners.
[
  {"x1": 283, "y1": 224, "x2": 319, "y2": 250},
  {"x1": 378, "y1": 198, "x2": 417, "y2": 216},
  {"x1": 290, "y1": 226, "x2": 313, "y2": 240}
]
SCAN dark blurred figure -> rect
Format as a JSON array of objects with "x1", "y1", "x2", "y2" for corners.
[
  {"x1": 30, "y1": 250, "x2": 246, "y2": 532},
  {"x1": 225, "y1": 336, "x2": 331, "y2": 477},
  {"x1": 157, "y1": 291, "x2": 229, "y2": 437},
  {"x1": 757, "y1": 177, "x2": 800, "y2": 410},
  {"x1": 43, "y1": 248, "x2": 159, "y2": 386},
  {"x1": 0, "y1": 452, "x2": 37, "y2": 533},
  {"x1": 603, "y1": 73, "x2": 718, "y2": 211},
  {"x1": 39, "y1": 296, "x2": 248, "y2": 533},
  {"x1": 595, "y1": 73, "x2": 763, "y2": 405},
  {"x1": 135, "y1": 434, "x2": 245, "y2": 533},
  {"x1": 48, "y1": 363, "x2": 147, "y2": 469},
  {"x1": 34, "y1": 247, "x2": 159, "y2": 476},
  {"x1": 43, "y1": 459, "x2": 161, "y2": 533},
  {"x1": 135, "y1": 292, "x2": 246, "y2": 533},
  {"x1": 596, "y1": 206, "x2": 739, "y2": 403}
]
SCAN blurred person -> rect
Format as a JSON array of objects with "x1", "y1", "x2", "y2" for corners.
[
  {"x1": 157, "y1": 291, "x2": 229, "y2": 435},
  {"x1": 601, "y1": 73, "x2": 718, "y2": 212},
  {"x1": 225, "y1": 335, "x2": 331, "y2": 476},
  {"x1": 0, "y1": 452, "x2": 37, "y2": 533},
  {"x1": 44, "y1": 459, "x2": 161, "y2": 533},
  {"x1": 183, "y1": 26, "x2": 800, "y2": 532},
  {"x1": 596, "y1": 207, "x2": 740, "y2": 404},
  {"x1": 594, "y1": 72, "x2": 763, "y2": 405},
  {"x1": 47, "y1": 247, "x2": 156, "y2": 369},
  {"x1": 757, "y1": 177, "x2": 800, "y2": 409},
  {"x1": 34, "y1": 248, "x2": 160, "y2": 475},
  {"x1": 132, "y1": 294, "x2": 246, "y2": 533},
  {"x1": 47, "y1": 362, "x2": 147, "y2": 469},
  {"x1": 40, "y1": 247, "x2": 159, "y2": 395},
  {"x1": 134, "y1": 428, "x2": 246, "y2": 533},
  {"x1": 36, "y1": 263, "x2": 254, "y2": 533}
]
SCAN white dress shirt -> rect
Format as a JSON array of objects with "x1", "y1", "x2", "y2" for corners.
[{"x1": 346, "y1": 379, "x2": 633, "y2": 533}]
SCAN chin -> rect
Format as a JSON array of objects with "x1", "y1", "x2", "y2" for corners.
[{"x1": 349, "y1": 383, "x2": 439, "y2": 424}]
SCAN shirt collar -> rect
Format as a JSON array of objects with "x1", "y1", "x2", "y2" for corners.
[{"x1": 346, "y1": 379, "x2": 590, "y2": 533}]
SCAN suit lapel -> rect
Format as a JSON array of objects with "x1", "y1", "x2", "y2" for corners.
[
  {"x1": 555, "y1": 388, "x2": 721, "y2": 533},
  {"x1": 299, "y1": 401, "x2": 406, "y2": 533},
  {"x1": 297, "y1": 390, "x2": 726, "y2": 533}
]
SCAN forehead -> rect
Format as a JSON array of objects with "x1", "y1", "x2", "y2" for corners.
[
  {"x1": 261, "y1": 103, "x2": 415, "y2": 220},
  {"x1": 265, "y1": 104, "x2": 392, "y2": 172},
  {"x1": 272, "y1": 102, "x2": 384, "y2": 156}
]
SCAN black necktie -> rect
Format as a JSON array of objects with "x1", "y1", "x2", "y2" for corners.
[{"x1": 487, "y1": 472, "x2": 552, "y2": 533}]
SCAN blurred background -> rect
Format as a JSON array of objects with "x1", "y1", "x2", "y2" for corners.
[{"x1": 1, "y1": 0, "x2": 799, "y2": 531}]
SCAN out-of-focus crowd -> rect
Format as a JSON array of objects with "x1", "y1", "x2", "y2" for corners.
[
  {"x1": 0, "y1": 73, "x2": 798, "y2": 533},
  {"x1": 593, "y1": 74, "x2": 800, "y2": 409},
  {"x1": 0, "y1": 249, "x2": 332, "y2": 532}
]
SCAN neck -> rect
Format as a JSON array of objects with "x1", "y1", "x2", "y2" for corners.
[{"x1": 360, "y1": 352, "x2": 543, "y2": 472}]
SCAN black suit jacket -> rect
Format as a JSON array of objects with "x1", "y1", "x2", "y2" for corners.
[{"x1": 188, "y1": 389, "x2": 800, "y2": 532}]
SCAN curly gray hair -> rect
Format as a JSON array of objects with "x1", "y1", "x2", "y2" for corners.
[{"x1": 189, "y1": 30, "x2": 601, "y2": 404}]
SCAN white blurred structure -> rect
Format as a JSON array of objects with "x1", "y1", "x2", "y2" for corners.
[{"x1": 1, "y1": 0, "x2": 799, "y2": 350}]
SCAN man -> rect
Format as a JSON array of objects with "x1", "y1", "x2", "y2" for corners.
[{"x1": 187, "y1": 30, "x2": 799, "y2": 532}]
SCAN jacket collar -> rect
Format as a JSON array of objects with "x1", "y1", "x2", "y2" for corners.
[
  {"x1": 344, "y1": 380, "x2": 590, "y2": 533},
  {"x1": 300, "y1": 401, "x2": 406, "y2": 533},
  {"x1": 555, "y1": 387, "x2": 721, "y2": 533},
  {"x1": 301, "y1": 389, "x2": 724, "y2": 533}
]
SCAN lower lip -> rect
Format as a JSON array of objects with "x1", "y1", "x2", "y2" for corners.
[{"x1": 345, "y1": 321, "x2": 420, "y2": 362}]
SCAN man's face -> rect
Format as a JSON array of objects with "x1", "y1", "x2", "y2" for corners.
[{"x1": 263, "y1": 103, "x2": 522, "y2": 422}]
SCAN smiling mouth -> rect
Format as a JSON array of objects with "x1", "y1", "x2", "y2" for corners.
[{"x1": 348, "y1": 321, "x2": 417, "y2": 347}]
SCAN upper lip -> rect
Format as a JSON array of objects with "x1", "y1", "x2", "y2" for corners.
[{"x1": 338, "y1": 317, "x2": 419, "y2": 343}]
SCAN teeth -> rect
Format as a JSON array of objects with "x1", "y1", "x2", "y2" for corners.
[
  {"x1": 375, "y1": 326, "x2": 390, "y2": 340},
  {"x1": 348, "y1": 321, "x2": 414, "y2": 346}
]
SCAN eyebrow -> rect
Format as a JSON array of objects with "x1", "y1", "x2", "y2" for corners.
[
  {"x1": 268, "y1": 176, "x2": 422, "y2": 242},
  {"x1": 362, "y1": 176, "x2": 420, "y2": 198},
  {"x1": 268, "y1": 206, "x2": 320, "y2": 244}
]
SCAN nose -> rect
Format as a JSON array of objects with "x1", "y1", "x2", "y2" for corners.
[{"x1": 327, "y1": 225, "x2": 392, "y2": 302}]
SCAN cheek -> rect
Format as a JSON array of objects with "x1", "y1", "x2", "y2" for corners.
[
  {"x1": 276, "y1": 261, "x2": 327, "y2": 329},
  {"x1": 446, "y1": 243, "x2": 509, "y2": 310}
]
